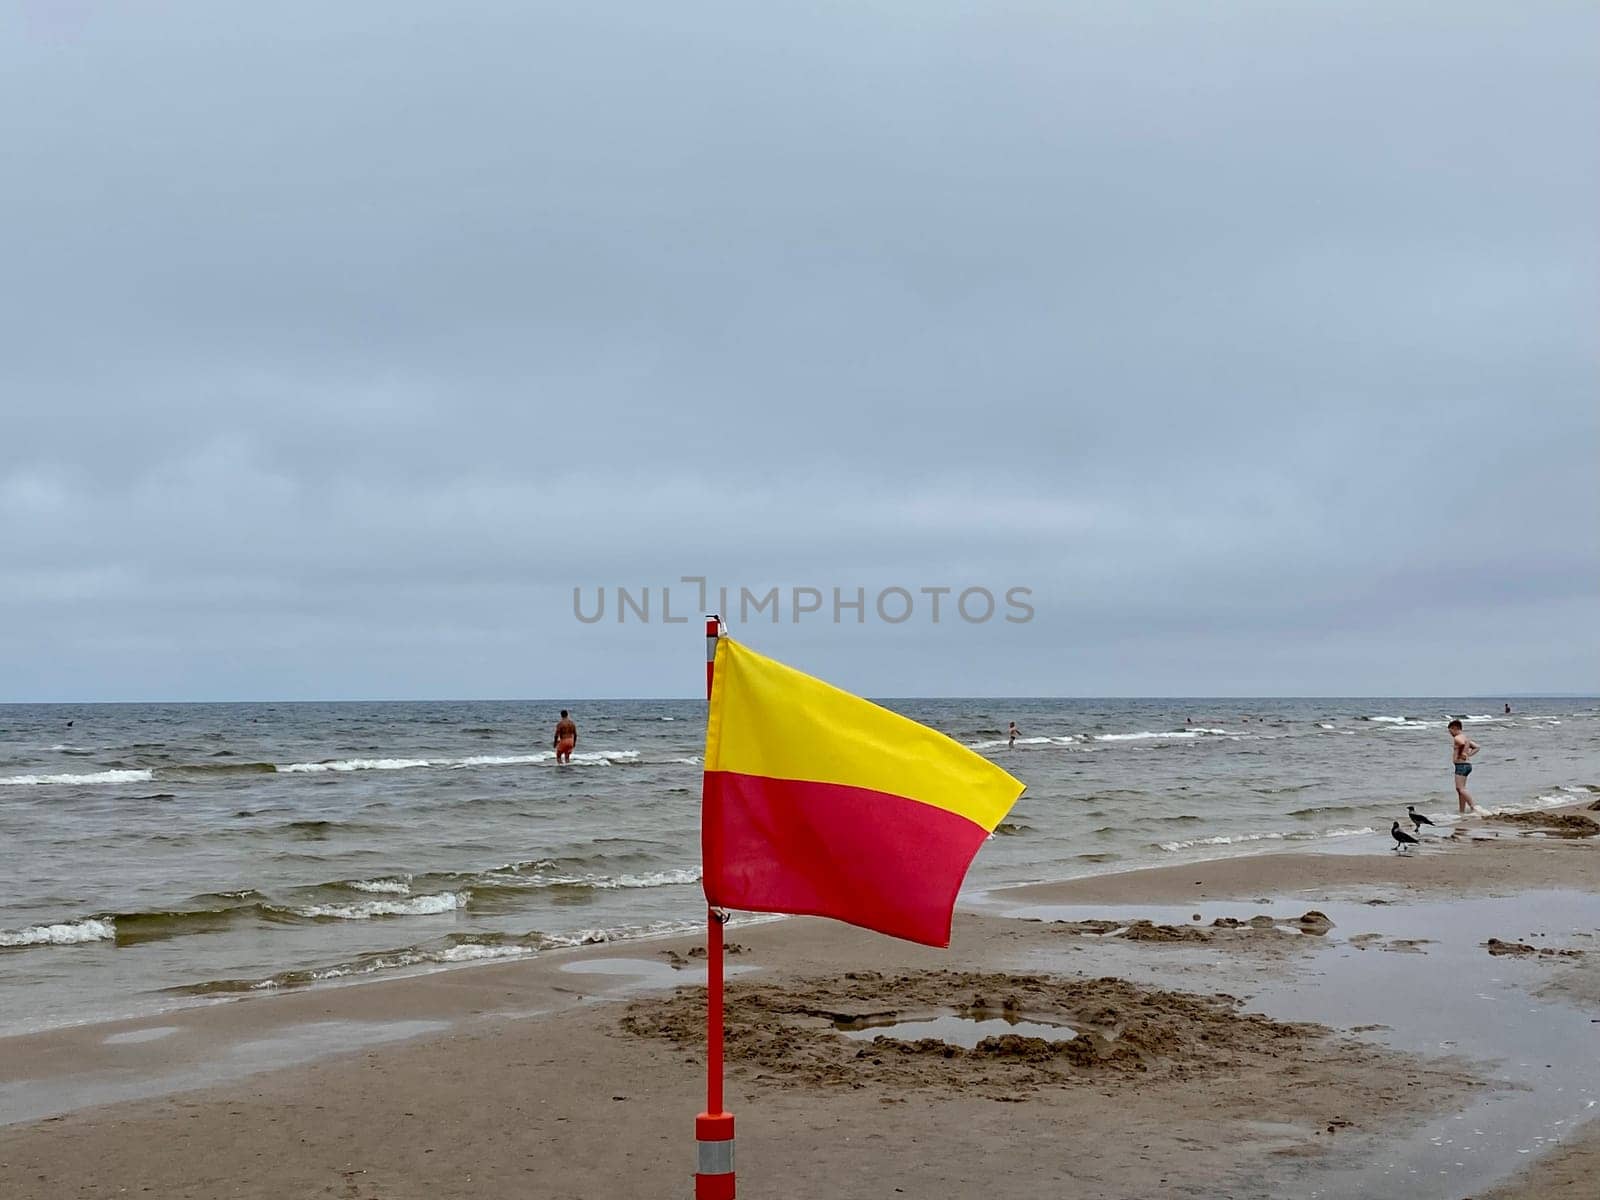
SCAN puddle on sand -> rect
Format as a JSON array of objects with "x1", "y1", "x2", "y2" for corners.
[
  {"x1": 102, "y1": 1026, "x2": 181, "y2": 1045},
  {"x1": 998, "y1": 890, "x2": 1600, "y2": 1200},
  {"x1": 0, "y1": 1018, "x2": 451, "y2": 1127},
  {"x1": 835, "y1": 1011, "x2": 1077, "y2": 1048},
  {"x1": 558, "y1": 956, "x2": 756, "y2": 993}
]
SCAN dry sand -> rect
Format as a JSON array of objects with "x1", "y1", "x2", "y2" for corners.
[{"x1": 1, "y1": 806, "x2": 1595, "y2": 1199}]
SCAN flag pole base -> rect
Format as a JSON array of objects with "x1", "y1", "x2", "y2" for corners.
[{"x1": 694, "y1": 1110, "x2": 735, "y2": 1199}]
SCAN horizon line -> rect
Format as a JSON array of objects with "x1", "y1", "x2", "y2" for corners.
[{"x1": 1, "y1": 693, "x2": 1592, "y2": 706}]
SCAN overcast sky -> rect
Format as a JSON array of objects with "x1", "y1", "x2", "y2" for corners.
[{"x1": 2, "y1": 2, "x2": 1596, "y2": 701}]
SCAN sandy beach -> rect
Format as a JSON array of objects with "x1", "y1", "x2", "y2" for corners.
[{"x1": 2, "y1": 804, "x2": 1596, "y2": 1199}]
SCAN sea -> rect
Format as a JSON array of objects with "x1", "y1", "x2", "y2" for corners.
[{"x1": 2, "y1": 697, "x2": 1596, "y2": 1037}]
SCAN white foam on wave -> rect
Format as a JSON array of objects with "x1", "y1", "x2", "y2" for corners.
[
  {"x1": 482, "y1": 866, "x2": 703, "y2": 892},
  {"x1": 569, "y1": 750, "x2": 640, "y2": 766},
  {"x1": 540, "y1": 918, "x2": 708, "y2": 949},
  {"x1": 280, "y1": 758, "x2": 432, "y2": 774},
  {"x1": 1097, "y1": 728, "x2": 1228, "y2": 742},
  {"x1": 281, "y1": 749, "x2": 641, "y2": 774},
  {"x1": 437, "y1": 943, "x2": 532, "y2": 963},
  {"x1": 0, "y1": 768, "x2": 153, "y2": 787},
  {"x1": 286, "y1": 891, "x2": 468, "y2": 920},
  {"x1": 595, "y1": 867, "x2": 702, "y2": 889},
  {"x1": 969, "y1": 735, "x2": 1082, "y2": 749},
  {"x1": 1160, "y1": 831, "x2": 1285, "y2": 851},
  {"x1": 0, "y1": 751, "x2": 650, "y2": 785},
  {"x1": 0, "y1": 918, "x2": 117, "y2": 948},
  {"x1": 1477, "y1": 790, "x2": 1596, "y2": 818},
  {"x1": 1159, "y1": 825, "x2": 1375, "y2": 853},
  {"x1": 450, "y1": 754, "x2": 554, "y2": 768},
  {"x1": 346, "y1": 878, "x2": 412, "y2": 895}
]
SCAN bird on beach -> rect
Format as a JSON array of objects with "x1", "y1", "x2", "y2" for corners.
[
  {"x1": 1391, "y1": 821, "x2": 1420, "y2": 854},
  {"x1": 1406, "y1": 805, "x2": 1435, "y2": 834}
]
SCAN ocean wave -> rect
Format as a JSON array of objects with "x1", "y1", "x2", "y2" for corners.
[
  {"x1": 0, "y1": 749, "x2": 651, "y2": 787},
  {"x1": 280, "y1": 757, "x2": 439, "y2": 774},
  {"x1": 1095, "y1": 728, "x2": 1229, "y2": 742},
  {"x1": 1159, "y1": 825, "x2": 1375, "y2": 853},
  {"x1": 436, "y1": 942, "x2": 534, "y2": 962},
  {"x1": 594, "y1": 868, "x2": 701, "y2": 889},
  {"x1": 277, "y1": 891, "x2": 469, "y2": 921},
  {"x1": 466, "y1": 866, "x2": 702, "y2": 896},
  {"x1": 282, "y1": 749, "x2": 641, "y2": 773},
  {"x1": 968, "y1": 735, "x2": 1080, "y2": 750},
  {"x1": 346, "y1": 878, "x2": 412, "y2": 894},
  {"x1": 0, "y1": 918, "x2": 117, "y2": 948},
  {"x1": 0, "y1": 768, "x2": 154, "y2": 787},
  {"x1": 1361, "y1": 715, "x2": 1441, "y2": 730},
  {"x1": 1477, "y1": 790, "x2": 1599, "y2": 818},
  {"x1": 159, "y1": 762, "x2": 279, "y2": 778},
  {"x1": 168, "y1": 920, "x2": 709, "y2": 994},
  {"x1": 2, "y1": 882, "x2": 476, "y2": 950},
  {"x1": 447, "y1": 754, "x2": 559, "y2": 769},
  {"x1": 1286, "y1": 803, "x2": 1365, "y2": 819}
]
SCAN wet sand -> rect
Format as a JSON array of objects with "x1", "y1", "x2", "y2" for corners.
[{"x1": 1, "y1": 807, "x2": 1595, "y2": 1199}]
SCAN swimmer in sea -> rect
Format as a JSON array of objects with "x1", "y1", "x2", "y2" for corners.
[
  {"x1": 553, "y1": 709, "x2": 577, "y2": 765},
  {"x1": 1448, "y1": 719, "x2": 1480, "y2": 814}
]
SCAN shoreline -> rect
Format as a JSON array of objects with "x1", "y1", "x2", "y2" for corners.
[
  {"x1": 2, "y1": 803, "x2": 1596, "y2": 1197},
  {"x1": 10, "y1": 783, "x2": 1594, "y2": 1042},
  {"x1": 3, "y1": 801, "x2": 1593, "y2": 1041}
]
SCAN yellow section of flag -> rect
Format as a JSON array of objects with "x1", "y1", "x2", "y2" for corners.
[{"x1": 705, "y1": 637, "x2": 1023, "y2": 833}]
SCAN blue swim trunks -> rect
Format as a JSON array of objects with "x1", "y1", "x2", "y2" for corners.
[{"x1": 1454, "y1": 762, "x2": 1472, "y2": 777}]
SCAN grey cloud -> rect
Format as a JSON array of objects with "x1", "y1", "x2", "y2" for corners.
[{"x1": 2, "y1": 2, "x2": 1596, "y2": 700}]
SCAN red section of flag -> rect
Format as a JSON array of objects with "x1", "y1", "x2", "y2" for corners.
[{"x1": 702, "y1": 770, "x2": 990, "y2": 948}]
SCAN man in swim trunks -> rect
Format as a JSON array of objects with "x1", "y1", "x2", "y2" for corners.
[
  {"x1": 553, "y1": 710, "x2": 577, "y2": 764},
  {"x1": 1448, "y1": 719, "x2": 1480, "y2": 814},
  {"x1": 1007, "y1": 721, "x2": 1019, "y2": 748}
]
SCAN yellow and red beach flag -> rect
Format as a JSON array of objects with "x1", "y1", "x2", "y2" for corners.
[{"x1": 702, "y1": 637, "x2": 1025, "y2": 947}]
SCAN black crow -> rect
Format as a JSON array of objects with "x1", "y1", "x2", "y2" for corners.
[
  {"x1": 1406, "y1": 805, "x2": 1435, "y2": 833},
  {"x1": 1391, "y1": 822, "x2": 1419, "y2": 853}
]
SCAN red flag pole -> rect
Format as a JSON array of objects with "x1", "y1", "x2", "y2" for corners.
[{"x1": 696, "y1": 615, "x2": 735, "y2": 1199}]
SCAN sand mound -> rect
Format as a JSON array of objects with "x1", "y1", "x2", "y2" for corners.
[
  {"x1": 1486, "y1": 812, "x2": 1599, "y2": 837},
  {"x1": 1484, "y1": 938, "x2": 1584, "y2": 959},
  {"x1": 1047, "y1": 909, "x2": 1333, "y2": 948},
  {"x1": 620, "y1": 970, "x2": 1325, "y2": 1098},
  {"x1": 658, "y1": 943, "x2": 748, "y2": 969}
]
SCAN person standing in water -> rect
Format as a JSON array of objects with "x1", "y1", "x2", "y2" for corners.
[
  {"x1": 1007, "y1": 721, "x2": 1019, "y2": 748},
  {"x1": 1448, "y1": 719, "x2": 1480, "y2": 814},
  {"x1": 553, "y1": 710, "x2": 578, "y2": 764}
]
